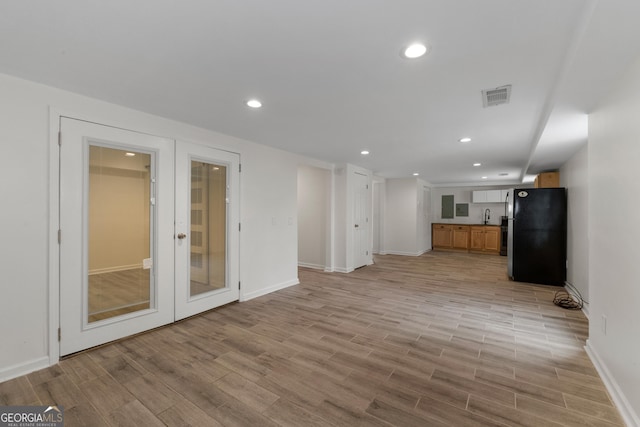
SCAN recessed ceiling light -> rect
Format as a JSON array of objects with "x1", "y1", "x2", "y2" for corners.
[
  {"x1": 246, "y1": 99, "x2": 262, "y2": 108},
  {"x1": 459, "y1": 137, "x2": 472, "y2": 143},
  {"x1": 125, "y1": 152, "x2": 135, "y2": 157},
  {"x1": 361, "y1": 150, "x2": 370, "y2": 155},
  {"x1": 413, "y1": 173, "x2": 419, "y2": 176},
  {"x1": 481, "y1": 176, "x2": 488, "y2": 180},
  {"x1": 402, "y1": 43, "x2": 428, "y2": 59},
  {"x1": 499, "y1": 172, "x2": 509, "y2": 176},
  {"x1": 473, "y1": 163, "x2": 481, "y2": 167}
]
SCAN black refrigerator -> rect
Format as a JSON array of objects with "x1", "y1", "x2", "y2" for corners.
[{"x1": 507, "y1": 188, "x2": 567, "y2": 286}]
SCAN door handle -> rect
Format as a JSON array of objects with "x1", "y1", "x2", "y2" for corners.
[
  {"x1": 177, "y1": 233, "x2": 187, "y2": 239},
  {"x1": 354, "y1": 224, "x2": 359, "y2": 228}
]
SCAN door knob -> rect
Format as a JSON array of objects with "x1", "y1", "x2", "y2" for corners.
[
  {"x1": 354, "y1": 224, "x2": 359, "y2": 228},
  {"x1": 177, "y1": 233, "x2": 187, "y2": 239}
]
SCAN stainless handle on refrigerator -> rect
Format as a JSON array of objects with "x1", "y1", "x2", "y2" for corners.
[{"x1": 504, "y1": 192, "x2": 509, "y2": 217}]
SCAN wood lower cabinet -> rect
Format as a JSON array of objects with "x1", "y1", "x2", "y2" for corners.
[
  {"x1": 452, "y1": 225, "x2": 470, "y2": 250},
  {"x1": 484, "y1": 227, "x2": 500, "y2": 252},
  {"x1": 432, "y1": 224, "x2": 453, "y2": 248},
  {"x1": 432, "y1": 224, "x2": 469, "y2": 251},
  {"x1": 469, "y1": 227, "x2": 485, "y2": 251},
  {"x1": 469, "y1": 225, "x2": 500, "y2": 254},
  {"x1": 433, "y1": 223, "x2": 499, "y2": 255}
]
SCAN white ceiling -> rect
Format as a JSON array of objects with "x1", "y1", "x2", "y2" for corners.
[{"x1": 1, "y1": 0, "x2": 640, "y2": 185}]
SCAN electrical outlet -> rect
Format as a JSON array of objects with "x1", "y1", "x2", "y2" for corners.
[{"x1": 602, "y1": 314, "x2": 607, "y2": 335}]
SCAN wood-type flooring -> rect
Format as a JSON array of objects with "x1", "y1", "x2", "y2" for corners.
[
  {"x1": 0, "y1": 252, "x2": 624, "y2": 426},
  {"x1": 88, "y1": 269, "x2": 150, "y2": 322}
]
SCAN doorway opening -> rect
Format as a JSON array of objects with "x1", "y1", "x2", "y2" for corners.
[{"x1": 297, "y1": 165, "x2": 332, "y2": 271}]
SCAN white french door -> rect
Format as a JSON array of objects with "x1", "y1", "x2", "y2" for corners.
[
  {"x1": 174, "y1": 141, "x2": 239, "y2": 320},
  {"x1": 59, "y1": 118, "x2": 175, "y2": 355},
  {"x1": 59, "y1": 118, "x2": 240, "y2": 355}
]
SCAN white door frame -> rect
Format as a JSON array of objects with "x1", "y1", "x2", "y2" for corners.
[
  {"x1": 48, "y1": 110, "x2": 61, "y2": 364},
  {"x1": 49, "y1": 110, "x2": 124, "y2": 362}
]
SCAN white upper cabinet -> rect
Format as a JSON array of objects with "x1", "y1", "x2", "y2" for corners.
[
  {"x1": 486, "y1": 190, "x2": 501, "y2": 202},
  {"x1": 472, "y1": 189, "x2": 505, "y2": 203},
  {"x1": 472, "y1": 190, "x2": 487, "y2": 203}
]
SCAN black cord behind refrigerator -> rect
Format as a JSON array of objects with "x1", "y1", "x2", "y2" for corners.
[{"x1": 553, "y1": 282, "x2": 584, "y2": 310}]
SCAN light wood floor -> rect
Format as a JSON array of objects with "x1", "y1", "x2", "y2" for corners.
[
  {"x1": 89, "y1": 269, "x2": 150, "y2": 322},
  {"x1": 0, "y1": 252, "x2": 624, "y2": 426}
]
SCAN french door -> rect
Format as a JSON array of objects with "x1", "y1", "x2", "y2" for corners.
[
  {"x1": 59, "y1": 118, "x2": 239, "y2": 355},
  {"x1": 174, "y1": 141, "x2": 239, "y2": 320}
]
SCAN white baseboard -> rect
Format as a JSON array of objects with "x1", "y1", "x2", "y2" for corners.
[
  {"x1": 240, "y1": 278, "x2": 299, "y2": 302},
  {"x1": 382, "y1": 250, "x2": 423, "y2": 257},
  {"x1": 333, "y1": 267, "x2": 353, "y2": 273},
  {"x1": 581, "y1": 301, "x2": 590, "y2": 319},
  {"x1": 563, "y1": 282, "x2": 589, "y2": 318},
  {"x1": 585, "y1": 340, "x2": 640, "y2": 427},
  {"x1": 298, "y1": 262, "x2": 325, "y2": 270},
  {"x1": 0, "y1": 356, "x2": 50, "y2": 383},
  {"x1": 375, "y1": 249, "x2": 430, "y2": 257}
]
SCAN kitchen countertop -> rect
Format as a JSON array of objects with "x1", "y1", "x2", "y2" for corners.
[{"x1": 432, "y1": 223, "x2": 501, "y2": 227}]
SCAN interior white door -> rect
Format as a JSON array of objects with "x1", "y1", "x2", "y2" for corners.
[
  {"x1": 59, "y1": 118, "x2": 175, "y2": 356},
  {"x1": 174, "y1": 141, "x2": 239, "y2": 320},
  {"x1": 353, "y1": 171, "x2": 370, "y2": 268}
]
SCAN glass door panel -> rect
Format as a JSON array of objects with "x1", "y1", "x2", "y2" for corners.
[
  {"x1": 190, "y1": 161, "x2": 227, "y2": 297},
  {"x1": 87, "y1": 146, "x2": 153, "y2": 322}
]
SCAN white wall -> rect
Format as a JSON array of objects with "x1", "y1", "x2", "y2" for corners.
[
  {"x1": 0, "y1": 72, "x2": 301, "y2": 380},
  {"x1": 297, "y1": 165, "x2": 330, "y2": 270},
  {"x1": 384, "y1": 179, "x2": 419, "y2": 256},
  {"x1": 430, "y1": 185, "x2": 516, "y2": 225},
  {"x1": 560, "y1": 145, "x2": 589, "y2": 311},
  {"x1": 240, "y1": 142, "x2": 300, "y2": 301},
  {"x1": 0, "y1": 75, "x2": 51, "y2": 379},
  {"x1": 380, "y1": 178, "x2": 431, "y2": 256},
  {"x1": 587, "y1": 55, "x2": 640, "y2": 426},
  {"x1": 372, "y1": 180, "x2": 384, "y2": 254},
  {"x1": 332, "y1": 167, "x2": 348, "y2": 272}
]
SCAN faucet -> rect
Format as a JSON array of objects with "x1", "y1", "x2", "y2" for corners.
[{"x1": 484, "y1": 208, "x2": 491, "y2": 225}]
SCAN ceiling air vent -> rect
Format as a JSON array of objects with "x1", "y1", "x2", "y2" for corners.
[{"x1": 482, "y1": 85, "x2": 511, "y2": 107}]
